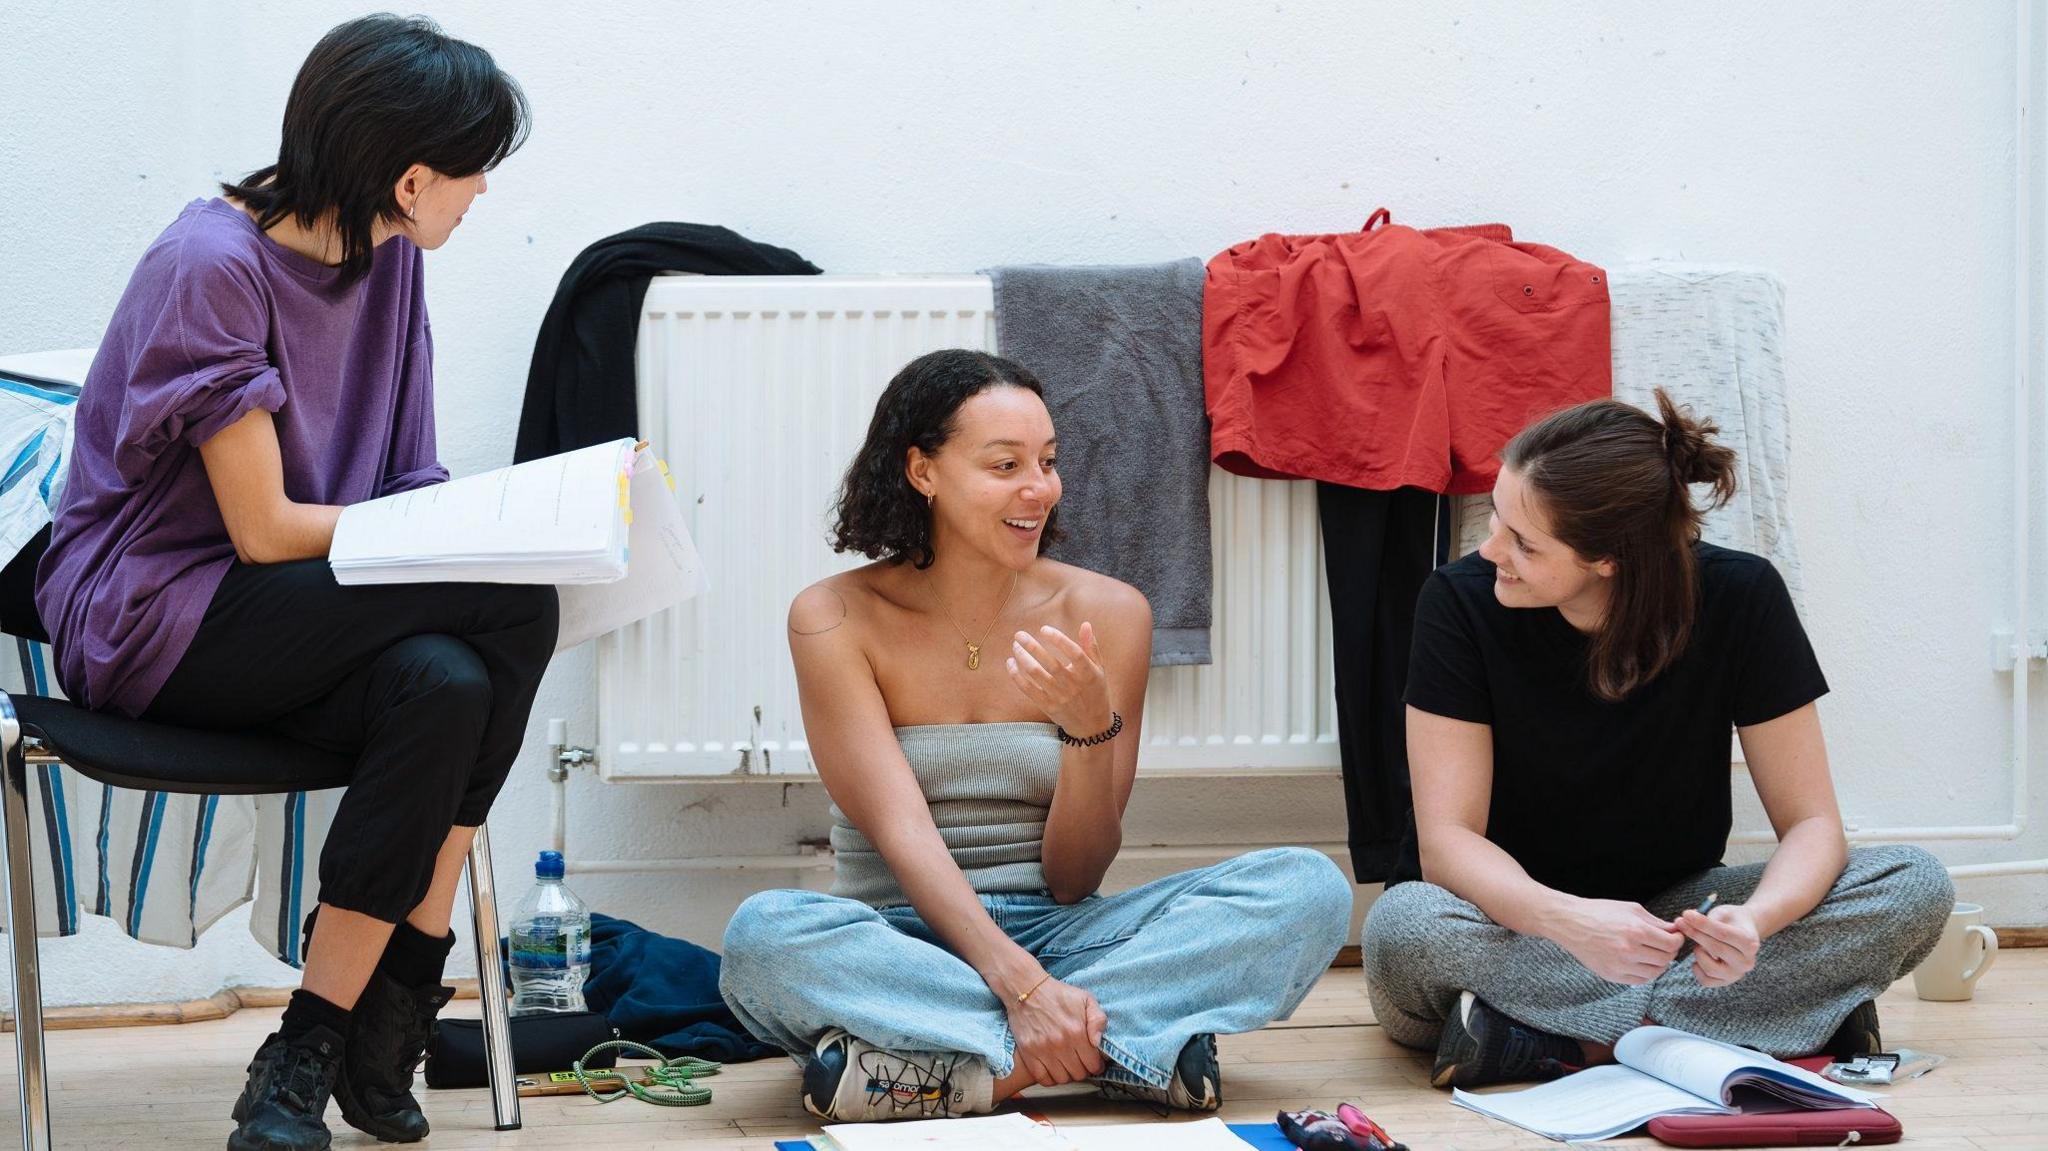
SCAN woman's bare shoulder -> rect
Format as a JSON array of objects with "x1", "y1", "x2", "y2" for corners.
[
  {"x1": 1036, "y1": 559, "x2": 1151, "y2": 626},
  {"x1": 788, "y1": 563, "x2": 913, "y2": 640}
]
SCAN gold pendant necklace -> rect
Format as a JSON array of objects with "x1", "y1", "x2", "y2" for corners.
[{"x1": 924, "y1": 568, "x2": 1020, "y2": 670}]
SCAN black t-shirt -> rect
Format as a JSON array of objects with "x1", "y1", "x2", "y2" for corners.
[{"x1": 1392, "y1": 542, "x2": 1828, "y2": 904}]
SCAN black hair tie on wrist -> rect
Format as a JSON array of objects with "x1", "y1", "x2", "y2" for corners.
[{"x1": 1056, "y1": 711, "x2": 1124, "y2": 747}]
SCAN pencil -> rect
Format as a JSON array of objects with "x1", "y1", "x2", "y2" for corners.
[{"x1": 1672, "y1": 892, "x2": 1719, "y2": 963}]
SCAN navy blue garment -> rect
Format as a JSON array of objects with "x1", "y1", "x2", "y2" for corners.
[{"x1": 584, "y1": 912, "x2": 779, "y2": 1063}]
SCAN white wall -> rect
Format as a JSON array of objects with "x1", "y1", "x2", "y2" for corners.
[{"x1": 1, "y1": 1, "x2": 2041, "y2": 1006}]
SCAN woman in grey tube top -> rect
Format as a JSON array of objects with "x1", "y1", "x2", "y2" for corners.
[{"x1": 718, "y1": 349, "x2": 1353, "y2": 1125}]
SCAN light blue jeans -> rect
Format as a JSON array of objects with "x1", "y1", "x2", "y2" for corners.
[{"x1": 719, "y1": 846, "x2": 1353, "y2": 1090}]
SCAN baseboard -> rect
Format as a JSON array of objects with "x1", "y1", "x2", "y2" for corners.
[
  {"x1": 1328, "y1": 931, "x2": 2048, "y2": 968},
  {"x1": 1, "y1": 978, "x2": 480, "y2": 1032},
  {"x1": 7, "y1": 927, "x2": 2043, "y2": 1030}
]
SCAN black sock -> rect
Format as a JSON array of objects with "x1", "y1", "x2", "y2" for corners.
[
  {"x1": 379, "y1": 921, "x2": 456, "y2": 988},
  {"x1": 279, "y1": 988, "x2": 352, "y2": 1043}
]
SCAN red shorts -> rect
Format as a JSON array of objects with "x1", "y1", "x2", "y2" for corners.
[{"x1": 1203, "y1": 209, "x2": 1611, "y2": 494}]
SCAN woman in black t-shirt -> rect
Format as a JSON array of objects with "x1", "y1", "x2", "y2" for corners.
[{"x1": 1362, "y1": 390, "x2": 1954, "y2": 1089}]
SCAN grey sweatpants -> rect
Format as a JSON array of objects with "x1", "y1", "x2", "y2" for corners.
[{"x1": 1361, "y1": 846, "x2": 1954, "y2": 1057}]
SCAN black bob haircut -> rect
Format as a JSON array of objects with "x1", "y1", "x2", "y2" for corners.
[
  {"x1": 221, "y1": 13, "x2": 530, "y2": 284},
  {"x1": 830, "y1": 349, "x2": 1064, "y2": 570}
]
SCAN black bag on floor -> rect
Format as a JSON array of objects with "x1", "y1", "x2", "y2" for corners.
[{"x1": 423, "y1": 1011, "x2": 618, "y2": 1088}]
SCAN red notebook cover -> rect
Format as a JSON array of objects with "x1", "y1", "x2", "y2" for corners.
[
  {"x1": 1647, "y1": 1106, "x2": 1901, "y2": 1147},
  {"x1": 1647, "y1": 1058, "x2": 1900, "y2": 1147}
]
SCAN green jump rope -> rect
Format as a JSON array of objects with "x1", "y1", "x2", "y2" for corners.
[{"x1": 570, "y1": 1039, "x2": 722, "y2": 1107}]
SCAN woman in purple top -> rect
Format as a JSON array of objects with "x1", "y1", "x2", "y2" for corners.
[{"x1": 35, "y1": 16, "x2": 552, "y2": 1150}]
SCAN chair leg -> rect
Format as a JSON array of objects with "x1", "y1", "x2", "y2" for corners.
[
  {"x1": 465, "y1": 822, "x2": 520, "y2": 1131},
  {"x1": 0, "y1": 697, "x2": 51, "y2": 1151}
]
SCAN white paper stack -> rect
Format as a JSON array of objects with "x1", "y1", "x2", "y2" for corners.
[
  {"x1": 330, "y1": 438, "x2": 640, "y2": 586},
  {"x1": 810, "y1": 1114, "x2": 1256, "y2": 1151},
  {"x1": 554, "y1": 449, "x2": 705, "y2": 651},
  {"x1": 328, "y1": 437, "x2": 706, "y2": 650},
  {"x1": 813, "y1": 1113, "x2": 1072, "y2": 1150}
]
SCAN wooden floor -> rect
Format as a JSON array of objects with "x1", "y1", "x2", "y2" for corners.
[{"x1": 1, "y1": 950, "x2": 2039, "y2": 1149}]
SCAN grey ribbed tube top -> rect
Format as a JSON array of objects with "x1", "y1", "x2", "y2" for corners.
[{"x1": 829, "y1": 722, "x2": 1062, "y2": 907}]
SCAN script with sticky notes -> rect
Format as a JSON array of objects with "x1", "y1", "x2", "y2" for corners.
[{"x1": 327, "y1": 437, "x2": 704, "y2": 651}]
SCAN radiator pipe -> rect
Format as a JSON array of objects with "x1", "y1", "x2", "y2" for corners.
[
  {"x1": 1728, "y1": 12, "x2": 2042, "y2": 873},
  {"x1": 1946, "y1": 857, "x2": 2048, "y2": 880}
]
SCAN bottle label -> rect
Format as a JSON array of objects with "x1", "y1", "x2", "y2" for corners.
[{"x1": 510, "y1": 918, "x2": 591, "y2": 971}]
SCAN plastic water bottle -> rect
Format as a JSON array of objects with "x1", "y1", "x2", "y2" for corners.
[{"x1": 508, "y1": 850, "x2": 591, "y2": 1015}]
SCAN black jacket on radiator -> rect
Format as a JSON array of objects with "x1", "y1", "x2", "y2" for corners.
[{"x1": 514, "y1": 223, "x2": 821, "y2": 462}]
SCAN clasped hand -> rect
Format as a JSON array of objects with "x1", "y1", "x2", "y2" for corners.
[
  {"x1": 1004, "y1": 975, "x2": 1108, "y2": 1086},
  {"x1": 1554, "y1": 898, "x2": 1762, "y2": 987},
  {"x1": 1675, "y1": 903, "x2": 1763, "y2": 986}
]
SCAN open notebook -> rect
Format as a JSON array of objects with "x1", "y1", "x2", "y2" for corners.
[
  {"x1": 329, "y1": 437, "x2": 703, "y2": 650},
  {"x1": 1452, "y1": 1025, "x2": 1878, "y2": 1143}
]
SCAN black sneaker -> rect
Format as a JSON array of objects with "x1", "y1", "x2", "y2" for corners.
[
  {"x1": 332, "y1": 968, "x2": 451, "y2": 1143},
  {"x1": 228, "y1": 1025, "x2": 345, "y2": 1151},
  {"x1": 800, "y1": 1029, "x2": 995, "y2": 1122},
  {"x1": 1820, "y1": 1000, "x2": 1882, "y2": 1059},
  {"x1": 1430, "y1": 991, "x2": 1582, "y2": 1089},
  {"x1": 294, "y1": 908, "x2": 444, "y2": 1143},
  {"x1": 1097, "y1": 1033, "x2": 1221, "y2": 1112}
]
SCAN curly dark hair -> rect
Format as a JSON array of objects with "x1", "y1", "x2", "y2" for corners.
[{"x1": 830, "y1": 349, "x2": 1064, "y2": 568}]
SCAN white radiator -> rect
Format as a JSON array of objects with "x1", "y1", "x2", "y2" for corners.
[{"x1": 595, "y1": 275, "x2": 1338, "y2": 780}]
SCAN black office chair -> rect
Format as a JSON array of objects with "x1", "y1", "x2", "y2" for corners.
[{"x1": 0, "y1": 528, "x2": 521, "y2": 1150}]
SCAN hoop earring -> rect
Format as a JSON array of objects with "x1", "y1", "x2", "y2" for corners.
[{"x1": 927, "y1": 491, "x2": 935, "y2": 508}]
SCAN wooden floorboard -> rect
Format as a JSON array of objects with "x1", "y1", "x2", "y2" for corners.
[{"x1": 0, "y1": 950, "x2": 2037, "y2": 1149}]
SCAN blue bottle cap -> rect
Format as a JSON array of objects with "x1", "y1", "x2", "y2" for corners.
[{"x1": 536, "y1": 850, "x2": 565, "y2": 879}]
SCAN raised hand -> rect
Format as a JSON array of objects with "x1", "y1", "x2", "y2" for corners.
[{"x1": 1007, "y1": 622, "x2": 1114, "y2": 737}]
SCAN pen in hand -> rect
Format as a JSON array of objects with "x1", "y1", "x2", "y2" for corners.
[
  {"x1": 1672, "y1": 892, "x2": 1719, "y2": 964},
  {"x1": 1645, "y1": 892, "x2": 1719, "y2": 1018}
]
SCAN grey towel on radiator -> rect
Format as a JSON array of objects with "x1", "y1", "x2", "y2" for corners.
[{"x1": 988, "y1": 261, "x2": 1212, "y2": 665}]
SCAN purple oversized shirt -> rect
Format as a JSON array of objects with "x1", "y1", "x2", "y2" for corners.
[{"x1": 35, "y1": 198, "x2": 448, "y2": 716}]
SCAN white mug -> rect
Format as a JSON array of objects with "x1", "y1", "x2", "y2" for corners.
[{"x1": 1912, "y1": 901, "x2": 1999, "y2": 1001}]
